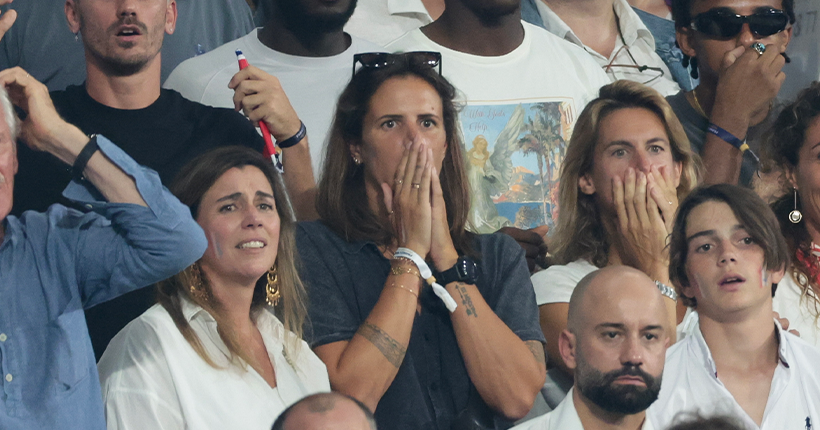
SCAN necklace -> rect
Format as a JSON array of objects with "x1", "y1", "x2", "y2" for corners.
[{"x1": 687, "y1": 89, "x2": 708, "y2": 118}]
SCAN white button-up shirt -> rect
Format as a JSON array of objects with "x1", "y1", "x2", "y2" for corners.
[
  {"x1": 647, "y1": 319, "x2": 820, "y2": 430},
  {"x1": 98, "y1": 299, "x2": 330, "y2": 430},
  {"x1": 512, "y1": 388, "x2": 655, "y2": 430},
  {"x1": 534, "y1": 0, "x2": 679, "y2": 96}
]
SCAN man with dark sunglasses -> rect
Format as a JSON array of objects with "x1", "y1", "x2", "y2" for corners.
[
  {"x1": 666, "y1": 0, "x2": 793, "y2": 188},
  {"x1": 386, "y1": 0, "x2": 610, "y2": 272}
]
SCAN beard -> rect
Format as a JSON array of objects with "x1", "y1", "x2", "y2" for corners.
[
  {"x1": 275, "y1": 0, "x2": 358, "y2": 35},
  {"x1": 80, "y1": 14, "x2": 160, "y2": 77},
  {"x1": 575, "y1": 360, "x2": 662, "y2": 415}
]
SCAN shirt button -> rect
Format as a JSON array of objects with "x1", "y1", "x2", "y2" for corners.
[
  {"x1": 5, "y1": 374, "x2": 11, "y2": 382},
  {"x1": 0, "y1": 333, "x2": 6, "y2": 342}
]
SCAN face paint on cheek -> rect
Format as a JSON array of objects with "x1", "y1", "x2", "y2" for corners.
[
  {"x1": 209, "y1": 231, "x2": 224, "y2": 258},
  {"x1": 761, "y1": 266, "x2": 768, "y2": 289}
]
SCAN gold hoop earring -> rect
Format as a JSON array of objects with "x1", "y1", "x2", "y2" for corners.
[
  {"x1": 266, "y1": 264, "x2": 281, "y2": 307},
  {"x1": 789, "y1": 188, "x2": 803, "y2": 224},
  {"x1": 188, "y1": 263, "x2": 210, "y2": 302}
]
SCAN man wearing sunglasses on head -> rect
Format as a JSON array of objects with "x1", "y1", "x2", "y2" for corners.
[{"x1": 666, "y1": 0, "x2": 793, "y2": 189}]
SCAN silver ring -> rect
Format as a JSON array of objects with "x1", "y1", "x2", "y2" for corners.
[
  {"x1": 751, "y1": 42, "x2": 766, "y2": 56},
  {"x1": 395, "y1": 179, "x2": 403, "y2": 185},
  {"x1": 411, "y1": 183, "x2": 420, "y2": 189}
]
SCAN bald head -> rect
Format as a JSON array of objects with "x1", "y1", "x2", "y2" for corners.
[
  {"x1": 272, "y1": 392, "x2": 377, "y2": 430},
  {"x1": 567, "y1": 266, "x2": 667, "y2": 333}
]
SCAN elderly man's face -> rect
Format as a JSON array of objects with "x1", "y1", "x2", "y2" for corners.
[
  {"x1": 0, "y1": 104, "x2": 16, "y2": 221},
  {"x1": 564, "y1": 269, "x2": 669, "y2": 415}
]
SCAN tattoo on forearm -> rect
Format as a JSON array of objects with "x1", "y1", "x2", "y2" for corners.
[
  {"x1": 526, "y1": 340, "x2": 546, "y2": 366},
  {"x1": 356, "y1": 322, "x2": 406, "y2": 368},
  {"x1": 455, "y1": 283, "x2": 478, "y2": 317}
]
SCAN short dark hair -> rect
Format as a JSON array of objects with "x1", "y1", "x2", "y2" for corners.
[
  {"x1": 667, "y1": 413, "x2": 746, "y2": 430},
  {"x1": 271, "y1": 392, "x2": 377, "y2": 430},
  {"x1": 672, "y1": 0, "x2": 795, "y2": 28},
  {"x1": 669, "y1": 184, "x2": 790, "y2": 307}
]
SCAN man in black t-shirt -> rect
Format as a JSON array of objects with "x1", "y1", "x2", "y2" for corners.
[{"x1": 11, "y1": 0, "x2": 266, "y2": 359}]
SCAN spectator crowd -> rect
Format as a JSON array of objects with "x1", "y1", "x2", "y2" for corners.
[{"x1": 1, "y1": 0, "x2": 820, "y2": 429}]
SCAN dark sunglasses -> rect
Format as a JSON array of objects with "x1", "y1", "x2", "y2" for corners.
[
  {"x1": 352, "y1": 51, "x2": 442, "y2": 78},
  {"x1": 691, "y1": 8, "x2": 789, "y2": 38}
]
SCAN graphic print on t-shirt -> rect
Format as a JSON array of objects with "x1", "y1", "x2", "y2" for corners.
[{"x1": 459, "y1": 98, "x2": 577, "y2": 234}]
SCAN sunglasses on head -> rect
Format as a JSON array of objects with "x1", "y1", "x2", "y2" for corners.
[
  {"x1": 352, "y1": 51, "x2": 442, "y2": 78},
  {"x1": 691, "y1": 8, "x2": 789, "y2": 38}
]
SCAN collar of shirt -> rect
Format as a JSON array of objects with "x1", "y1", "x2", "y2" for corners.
[
  {"x1": 691, "y1": 317, "x2": 792, "y2": 380},
  {"x1": 534, "y1": 0, "x2": 655, "y2": 58},
  {"x1": 536, "y1": 388, "x2": 655, "y2": 430},
  {"x1": 178, "y1": 295, "x2": 287, "y2": 362},
  {"x1": 388, "y1": 0, "x2": 432, "y2": 19}
]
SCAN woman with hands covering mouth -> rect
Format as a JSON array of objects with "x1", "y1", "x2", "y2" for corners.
[
  {"x1": 97, "y1": 146, "x2": 330, "y2": 430},
  {"x1": 296, "y1": 52, "x2": 547, "y2": 430},
  {"x1": 531, "y1": 80, "x2": 702, "y2": 406}
]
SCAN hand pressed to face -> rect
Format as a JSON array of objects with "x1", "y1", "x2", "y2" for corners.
[
  {"x1": 65, "y1": 0, "x2": 177, "y2": 75},
  {"x1": 580, "y1": 107, "x2": 681, "y2": 276},
  {"x1": 683, "y1": 201, "x2": 784, "y2": 318},
  {"x1": 0, "y1": 104, "x2": 16, "y2": 222},
  {"x1": 196, "y1": 167, "x2": 280, "y2": 289}
]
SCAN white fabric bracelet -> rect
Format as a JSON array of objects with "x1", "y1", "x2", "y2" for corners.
[{"x1": 394, "y1": 247, "x2": 458, "y2": 313}]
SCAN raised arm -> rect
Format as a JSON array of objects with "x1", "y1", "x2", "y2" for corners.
[
  {"x1": 230, "y1": 65, "x2": 317, "y2": 220},
  {"x1": 429, "y1": 163, "x2": 546, "y2": 420}
]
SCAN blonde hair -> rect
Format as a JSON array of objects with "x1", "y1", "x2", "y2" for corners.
[
  {"x1": 156, "y1": 146, "x2": 308, "y2": 371},
  {"x1": 551, "y1": 81, "x2": 702, "y2": 267}
]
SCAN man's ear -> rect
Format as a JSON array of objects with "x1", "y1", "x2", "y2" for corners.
[
  {"x1": 578, "y1": 174, "x2": 596, "y2": 196},
  {"x1": 65, "y1": 0, "x2": 81, "y2": 35},
  {"x1": 165, "y1": 0, "x2": 177, "y2": 35},
  {"x1": 677, "y1": 27, "x2": 697, "y2": 58},
  {"x1": 768, "y1": 265, "x2": 786, "y2": 285},
  {"x1": 558, "y1": 329, "x2": 578, "y2": 371}
]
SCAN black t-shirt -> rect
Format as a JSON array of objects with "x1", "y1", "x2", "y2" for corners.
[{"x1": 12, "y1": 84, "x2": 265, "y2": 358}]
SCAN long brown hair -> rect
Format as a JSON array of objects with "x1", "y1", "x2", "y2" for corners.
[
  {"x1": 551, "y1": 80, "x2": 701, "y2": 267},
  {"x1": 765, "y1": 81, "x2": 820, "y2": 320},
  {"x1": 316, "y1": 55, "x2": 473, "y2": 255},
  {"x1": 157, "y1": 146, "x2": 308, "y2": 369}
]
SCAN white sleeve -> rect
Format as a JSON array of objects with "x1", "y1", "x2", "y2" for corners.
[
  {"x1": 98, "y1": 319, "x2": 184, "y2": 430},
  {"x1": 530, "y1": 260, "x2": 597, "y2": 306}
]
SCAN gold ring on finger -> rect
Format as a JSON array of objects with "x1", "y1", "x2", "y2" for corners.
[{"x1": 412, "y1": 183, "x2": 421, "y2": 189}]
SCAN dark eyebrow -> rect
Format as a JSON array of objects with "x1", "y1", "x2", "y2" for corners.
[
  {"x1": 216, "y1": 192, "x2": 242, "y2": 203},
  {"x1": 596, "y1": 323, "x2": 626, "y2": 330},
  {"x1": 256, "y1": 191, "x2": 274, "y2": 200},
  {"x1": 602, "y1": 140, "x2": 634, "y2": 150},
  {"x1": 686, "y1": 224, "x2": 745, "y2": 243},
  {"x1": 642, "y1": 325, "x2": 664, "y2": 332},
  {"x1": 376, "y1": 114, "x2": 403, "y2": 122},
  {"x1": 645, "y1": 137, "x2": 669, "y2": 146}
]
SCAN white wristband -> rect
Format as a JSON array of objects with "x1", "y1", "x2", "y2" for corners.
[{"x1": 394, "y1": 248, "x2": 458, "y2": 313}]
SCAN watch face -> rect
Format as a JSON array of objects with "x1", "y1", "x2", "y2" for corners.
[{"x1": 457, "y1": 257, "x2": 477, "y2": 281}]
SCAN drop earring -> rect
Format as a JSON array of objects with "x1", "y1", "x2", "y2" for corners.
[
  {"x1": 789, "y1": 188, "x2": 803, "y2": 224},
  {"x1": 74, "y1": 32, "x2": 79, "y2": 42},
  {"x1": 265, "y1": 264, "x2": 280, "y2": 307}
]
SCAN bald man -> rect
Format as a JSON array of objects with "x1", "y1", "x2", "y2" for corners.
[
  {"x1": 271, "y1": 392, "x2": 377, "y2": 430},
  {"x1": 513, "y1": 266, "x2": 670, "y2": 430}
]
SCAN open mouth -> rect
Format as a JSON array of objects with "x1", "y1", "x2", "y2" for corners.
[
  {"x1": 719, "y1": 275, "x2": 746, "y2": 286},
  {"x1": 237, "y1": 240, "x2": 266, "y2": 249},
  {"x1": 116, "y1": 26, "x2": 142, "y2": 37}
]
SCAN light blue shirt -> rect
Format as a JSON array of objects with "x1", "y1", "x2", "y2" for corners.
[{"x1": 0, "y1": 136, "x2": 207, "y2": 429}]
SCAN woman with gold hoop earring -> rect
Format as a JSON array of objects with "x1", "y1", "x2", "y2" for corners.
[
  {"x1": 97, "y1": 146, "x2": 329, "y2": 429},
  {"x1": 765, "y1": 81, "x2": 820, "y2": 348}
]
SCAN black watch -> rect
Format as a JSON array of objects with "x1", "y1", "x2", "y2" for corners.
[{"x1": 436, "y1": 256, "x2": 479, "y2": 285}]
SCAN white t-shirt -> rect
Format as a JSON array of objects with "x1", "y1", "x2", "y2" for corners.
[
  {"x1": 97, "y1": 300, "x2": 330, "y2": 430},
  {"x1": 511, "y1": 387, "x2": 655, "y2": 430},
  {"x1": 534, "y1": 0, "x2": 679, "y2": 97},
  {"x1": 163, "y1": 29, "x2": 382, "y2": 176},
  {"x1": 647, "y1": 320, "x2": 820, "y2": 430},
  {"x1": 344, "y1": 0, "x2": 433, "y2": 46},
  {"x1": 774, "y1": 270, "x2": 820, "y2": 348},
  {"x1": 531, "y1": 259, "x2": 597, "y2": 305},
  {"x1": 388, "y1": 23, "x2": 610, "y2": 234}
]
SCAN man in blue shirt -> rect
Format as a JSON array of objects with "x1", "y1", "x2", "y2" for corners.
[{"x1": 0, "y1": 60, "x2": 207, "y2": 430}]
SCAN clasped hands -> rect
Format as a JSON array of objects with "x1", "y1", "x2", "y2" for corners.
[
  {"x1": 381, "y1": 140, "x2": 458, "y2": 273},
  {"x1": 612, "y1": 165, "x2": 678, "y2": 281}
]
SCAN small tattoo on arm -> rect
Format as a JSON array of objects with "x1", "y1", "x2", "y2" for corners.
[
  {"x1": 526, "y1": 340, "x2": 546, "y2": 366},
  {"x1": 455, "y1": 283, "x2": 478, "y2": 317},
  {"x1": 356, "y1": 322, "x2": 406, "y2": 368}
]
